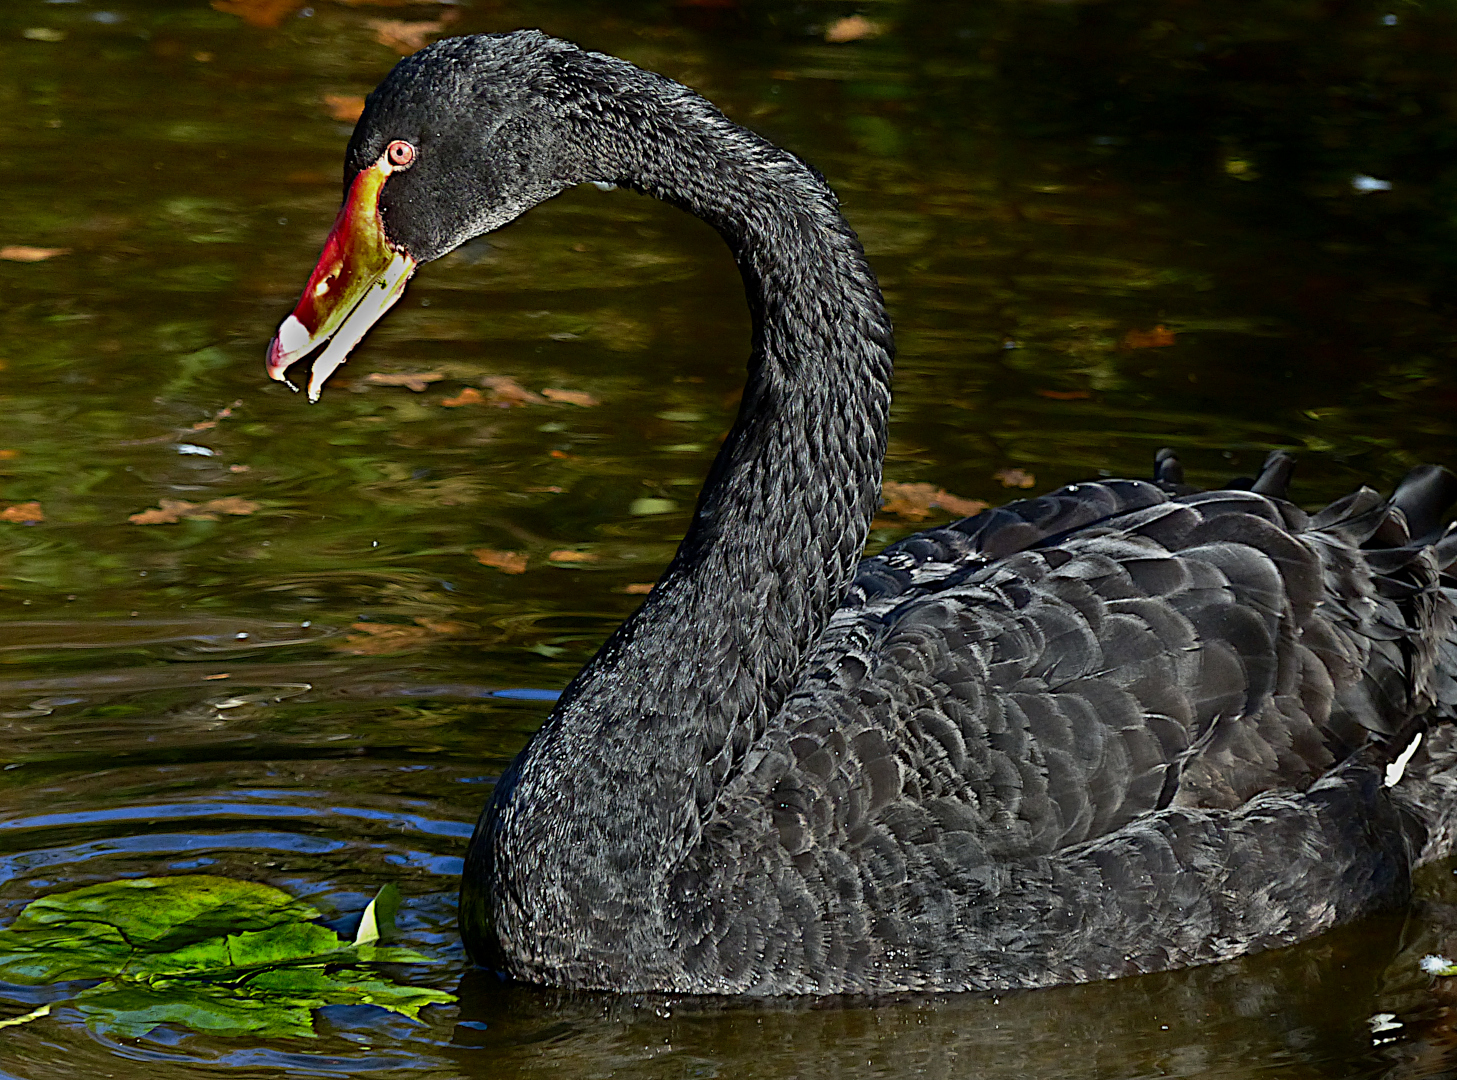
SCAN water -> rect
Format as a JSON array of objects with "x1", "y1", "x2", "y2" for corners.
[{"x1": 2, "y1": 0, "x2": 1457, "y2": 1075}]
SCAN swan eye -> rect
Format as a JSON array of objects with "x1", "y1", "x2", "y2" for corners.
[{"x1": 386, "y1": 140, "x2": 416, "y2": 169}]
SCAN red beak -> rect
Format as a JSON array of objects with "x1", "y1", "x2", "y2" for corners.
[{"x1": 266, "y1": 157, "x2": 417, "y2": 401}]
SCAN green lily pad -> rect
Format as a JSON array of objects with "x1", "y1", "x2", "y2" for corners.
[{"x1": 0, "y1": 876, "x2": 455, "y2": 1040}]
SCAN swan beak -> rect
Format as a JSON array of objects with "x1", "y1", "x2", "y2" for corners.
[{"x1": 265, "y1": 158, "x2": 417, "y2": 402}]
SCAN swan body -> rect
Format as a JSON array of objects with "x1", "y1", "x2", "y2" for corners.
[{"x1": 265, "y1": 30, "x2": 1457, "y2": 995}]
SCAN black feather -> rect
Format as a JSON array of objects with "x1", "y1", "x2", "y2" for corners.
[{"x1": 320, "y1": 32, "x2": 1457, "y2": 996}]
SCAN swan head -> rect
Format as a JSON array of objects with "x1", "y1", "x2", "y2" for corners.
[{"x1": 265, "y1": 31, "x2": 604, "y2": 400}]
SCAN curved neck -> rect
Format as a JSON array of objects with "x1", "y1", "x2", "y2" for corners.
[
  {"x1": 466, "y1": 67, "x2": 894, "y2": 981},
  {"x1": 555, "y1": 68, "x2": 895, "y2": 732}
]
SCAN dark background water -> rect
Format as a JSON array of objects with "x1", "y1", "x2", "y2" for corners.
[{"x1": 2, "y1": 0, "x2": 1457, "y2": 1075}]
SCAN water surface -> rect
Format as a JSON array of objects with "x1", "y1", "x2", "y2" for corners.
[{"x1": 2, "y1": 0, "x2": 1457, "y2": 1075}]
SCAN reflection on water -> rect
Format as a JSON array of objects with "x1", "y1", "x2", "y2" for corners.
[{"x1": 2, "y1": 0, "x2": 1457, "y2": 1075}]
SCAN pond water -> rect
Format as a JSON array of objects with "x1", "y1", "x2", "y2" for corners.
[{"x1": 2, "y1": 0, "x2": 1457, "y2": 1075}]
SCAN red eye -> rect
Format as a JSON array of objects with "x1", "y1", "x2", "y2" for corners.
[{"x1": 386, "y1": 140, "x2": 415, "y2": 168}]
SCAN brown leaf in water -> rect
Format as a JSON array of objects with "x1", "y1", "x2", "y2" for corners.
[
  {"x1": 994, "y1": 468, "x2": 1037, "y2": 489},
  {"x1": 129, "y1": 497, "x2": 259, "y2": 525},
  {"x1": 414, "y1": 617, "x2": 469, "y2": 635},
  {"x1": 204, "y1": 497, "x2": 261, "y2": 516},
  {"x1": 1, "y1": 502, "x2": 44, "y2": 524},
  {"x1": 483, "y1": 376, "x2": 544, "y2": 407},
  {"x1": 880, "y1": 482, "x2": 988, "y2": 522},
  {"x1": 0, "y1": 449, "x2": 18, "y2": 459},
  {"x1": 130, "y1": 499, "x2": 199, "y2": 525},
  {"x1": 336, "y1": 616, "x2": 467, "y2": 655},
  {"x1": 210, "y1": 0, "x2": 303, "y2": 29},
  {"x1": 370, "y1": 15, "x2": 455, "y2": 55},
  {"x1": 1035, "y1": 388, "x2": 1092, "y2": 401},
  {"x1": 441, "y1": 387, "x2": 484, "y2": 407},
  {"x1": 1122, "y1": 325, "x2": 1176, "y2": 349},
  {"x1": 337, "y1": 622, "x2": 430, "y2": 655},
  {"x1": 366, "y1": 371, "x2": 444, "y2": 392},
  {"x1": 322, "y1": 94, "x2": 367, "y2": 123},
  {"x1": 472, "y1": 548, "x2": 527, "y2": 574},
  {"x1": 542, "y1": 388, "x2": 600, "y2": 407},
  {"x1": 623, "y1": 583, "x2": 655, "y2": 595},
  {"x1": 825, "y1": 15, "x2": 882, "y2": 42},
  {"x1": 0, "y1": 246, "x2": 69, "y2": 262},
  {"x1": 548, "y1": 550, "x2": 599, "y2": 564}
]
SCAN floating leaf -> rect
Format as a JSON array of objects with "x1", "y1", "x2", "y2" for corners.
[
  {"x1": 472, "y1": 548, "x2": 528, "y2": 574},
  {"x1": 441, "y1": 387, "x2": 484, "y2": 407},
  {"x1": 366, "y1": 370, "x2": 444, "y2": 392},
  {"x1": 353, "y1": 883, "x2": 400, "y2": 947},
  {"x1": 322, "y1": 94, "x2": 366, "y2": 123},
  {"x1": 542, "y1": 388, "x2": 600, "y2": 407},
  {"x1": 994, "y1": 468, "x2": 1037, "y2": 489},
  {"x1": 129, "y1": 497, "x2": 259, "y2": 525},
  {"x1": 1, "y1": 502, "x2": 44, "y2": 523},
  {"x1": 0, "y1": 245, "x2": 69, "y2": 262},
  {"x1": 880, "y1": 482, "x2": 987, "y2": 522},
  {"x1": 1123, "y1": 325, "x2": 1176, "y2": 349},
  {"x1": 623, "y1": 583, "x2": 654, "y2": 595},
  {"x1": 210, "y1": 0, "x2": 303, "y2": 29},
  {"x1": 0, "y1": 1004, "x2": 51, "y2": 1029},
  {"x1": 369, "y1": 16, "x2": 454, "y2": 55},
  {"x1": 1035, "y1": 388, "x2": 1092, "y2": 401},
  {"x1": 74, "y1": 980, "x2": 317, "y2": 1039},
  {"x1": 0, "y1": 876, "x2": 320, "y2": 985},
  {"x1": 336, "y1": 619, "x2": 458, "y2": 655},
  {"x1": 825, "y1": 15, "x2": 882, "y2": 42},
  {"x1": 548, "y1": 550, "x2": 599, "y2": 564},
  {"x1": 629, "y1": 497, "x2": 677, "y2": 516},
  {"x1": 21, "y1": 28, "x2": 66, "y2": 42},
  {"x1": 0, "y1": 877, "x2": 453, "y2": 1040},
  {"x1": 483, "y1": 376, "x2": 544, "y2": 407}
]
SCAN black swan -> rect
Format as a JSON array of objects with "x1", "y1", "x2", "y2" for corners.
[{"x1": 265, "y1": 30, "x2": 1457, "y2": 996}]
